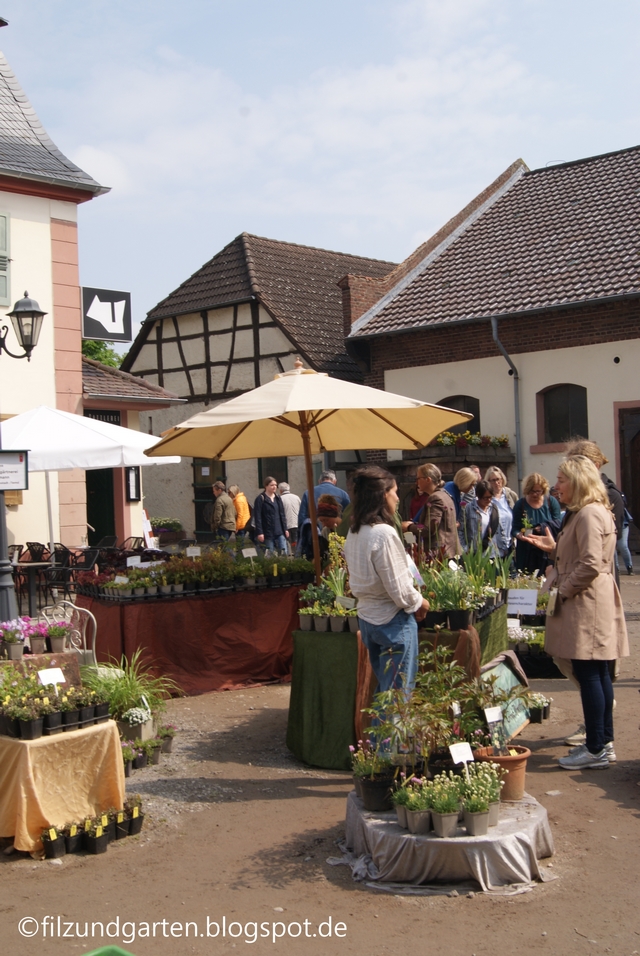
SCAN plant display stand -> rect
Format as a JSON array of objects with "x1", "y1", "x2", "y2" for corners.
[{"x1": 344, "y1": 791, "x2": 554, "y2": 891}]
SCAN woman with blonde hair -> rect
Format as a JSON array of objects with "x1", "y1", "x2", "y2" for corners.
[
  {"x1": 483, "y1": 466, "x2": 516, "y2": 556},
  {"x1": 527, "y1": 456, "x2": 628, "y2": 769},
  {"x1": 513, "y1": 472, "x2": 562, "y2": 573},
  {"x1": 410, "y1": 463, "x2": 459, "y2": 557}
]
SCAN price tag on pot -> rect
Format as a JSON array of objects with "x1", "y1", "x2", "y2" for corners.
[
  {"x1": 132, "y1": 807, "x2": 139, "y2": 818},
  {"x1": 484, "y1": 706, "x2": 503, "y2": 724},
  {"x1": 84, "y1": 818, "x2": 92, "y2": 831},
  {"x1": 95, "y1": 826, "x2": 103, "y2": 838},
  {"x1": 117, "y1": 812, "x2": 124, "y2": 823},
  {"x1": 101, "y1": 814, "x2": 108, "y2": 828},
  {"x1": 69, "y1": 825, "x2": 77, "y2": 837},
  {"x1": 49, "y1": 828, "x2": 57, "y2": 841},
  {"x1": 37, "y1": 667, "x2": 65, "y2": 686},
  {"x1": 449, "y1": 742, "x2": 474, "y2": 765}
]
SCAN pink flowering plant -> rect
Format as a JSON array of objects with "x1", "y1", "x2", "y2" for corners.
[
  {"x1": 349, "y1": 738, "x2": 393, "y2": 779},
  {"x1": 0, "y1": 617, "x2": 29, "y2": 643}
]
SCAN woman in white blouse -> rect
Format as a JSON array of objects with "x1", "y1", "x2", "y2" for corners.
[{"x1": 344, "y1": 466, "x2": 429, "y2": 694}]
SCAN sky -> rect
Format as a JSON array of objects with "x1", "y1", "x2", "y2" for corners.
[{"x1": 1, "y1": 0, "x2": 639, "y2": 347}]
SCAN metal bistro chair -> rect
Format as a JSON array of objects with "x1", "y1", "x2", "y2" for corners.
[
  {"x1": 95, "y1": 536, "x2": 119, "y2": 548},
  {"x1": 41, "y1": 600, "x2": 98, "y2": 667},
  {"x1": 44, "y1": 546, "x2": 73, "y2": 603},
  {"x1": 120, "y1": 536, "x2": 144, "y2": 551}
]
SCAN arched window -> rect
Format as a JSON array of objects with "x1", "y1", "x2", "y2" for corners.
[
  {"x1": 541, "y1": 384, "x2": 588, "y2": 443},
  {"x1": 437, "y1": 395, "x2": 480, "y2": 435}
]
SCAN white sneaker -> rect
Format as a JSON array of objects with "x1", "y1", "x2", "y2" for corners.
[
  {"x1": 569, "y1": 741, "x2": 616, "y2": 762},
  {"x1": 558, "y1": 747, "x2": 609, "y2": 770},
  {"x1": 564, "y1": 724, "x2": 586, "y2": 746}
]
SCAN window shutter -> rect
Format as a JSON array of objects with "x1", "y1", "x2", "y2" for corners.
[{"x1": 0, "y1": 213, "x2": 10, "y2": 306}]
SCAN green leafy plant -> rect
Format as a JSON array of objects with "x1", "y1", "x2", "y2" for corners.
[{"x1": 81, "y1": 648, "x2": 180, "y2": 720}]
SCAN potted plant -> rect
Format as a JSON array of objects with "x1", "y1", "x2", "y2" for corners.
[
  {"x1": 521, "y1": 513, "x2": 534, "y2": 537},
  {"x1": 82, "y1": 817, "x2": 109, "y2": 854},
  {"x1": 405, "y1": 778, "x2": 433, "y2": 835},
  {"x1": 41, "y1": 825, "x2": 66, "y2": 859},
  {"x1": 461, "y1": 784, "x2": 491, "y2": 836},
  {"x1": 311, "y1": 602, "x2": 331, "y2": 633},
  {"x1": 0, "y1": 618, "x2": 26, "y2": 660},
  {"x1": 42, "y1": 694, "x2": 63, "y2": 735},
  {"x1": 328, "y1": 603, "x2": 347, "y2": 632},
  {"x1": 76, "y1": 686, "x2": 97, "y2": 726},
  {"x1": 528, "y1": 691, "x2": 547, "y2": 723},
  {"x1": 114, "y1": 808, "x2": 131, "y2": 839},
  {"x1": 119, "y1": 706, "x2": 154, "y2": 742},
  {"x1": 298, "y1": 606, "x2": 314, "y2": 631},
  {"x1": 390, "y1": 778, "x2": 412, "y2": 828},
  {"x1": 430, "y1": 772, "x2": 461, "y2": 838},
  {"x1": 121, "y1": 740, "x2": 135, "y2": 777},
  {"x1": 62, "y1": 821, "x2": 82, "y2": 854},
  {"x1": 8, "y1": 699, "x2": 44, "y2": 739},
  {"x1": 59, "y1": 689, "x2": 81, "y2": 731},
  {"x1": 157, "y1": 724, "x2": 176, "y2": 753},
  {"x1": 144, "y1": 737, "x2": 162, "y2": 765},
  {"x1": 25, "y1": 618, "x2": 48, "y2": 656},
  {"x1": 346, "y1": 608, "x2": 359, "y2": 633},
  {"x1": 47, "y1": 621, "x2": 73, "y2": 653},
  {"x1": 132, "y1": 745, "x2": 148, "y2": 769},
  {"x1": 350, "y1": 739, "x2": 395, "y2": 812},
  {"x1": 125, "y1": 794, "x2": 145, "y2": 835}
]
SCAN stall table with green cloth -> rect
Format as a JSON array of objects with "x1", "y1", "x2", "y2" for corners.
[
  {"x1": 76, "y1": 587, "x2": 301, "y2": 695},
  {"x1": 286, "y1": 605, "x2": 509, "y2": 771}
]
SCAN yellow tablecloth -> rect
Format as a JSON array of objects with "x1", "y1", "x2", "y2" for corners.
[{"x1": 0, "y1": 721, "x2": 125, "y2": 852}]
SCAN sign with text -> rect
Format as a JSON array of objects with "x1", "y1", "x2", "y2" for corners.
[
  {"x1": 82, "y1": 286, "x2": 132, "y2": 342},
  {"x1": 506, "y1": 588, "x2": 538, "y2": 615},
  {"x1": 0, "y1": 450, "x2": 28, "y2": 490}
]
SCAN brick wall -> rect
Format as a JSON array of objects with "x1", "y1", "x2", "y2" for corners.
[{"x1": 362, "y1": 297, "x2": 640, "y2": 389}]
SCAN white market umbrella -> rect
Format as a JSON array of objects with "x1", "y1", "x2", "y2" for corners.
[
  {"x1": 1, "y1": 405, "x2": 180, "y2": 553},
  {"x1": 145, "y1": 361, "x2": 471, "y2": 579}
]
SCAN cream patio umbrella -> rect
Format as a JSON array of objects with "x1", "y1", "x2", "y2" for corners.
[{"x1": 145, "y1": 360, "x2": 472, "y2": 580}]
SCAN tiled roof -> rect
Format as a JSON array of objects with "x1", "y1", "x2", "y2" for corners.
[
  {"x1": 0, "y1": 51, "x2": 106, "y2": 195},
  {"x1": 350, "y1": 145, "x2": 640, "y2": 339},
  {"x1": 141, "y1": 233, "x2": 396, "y2": 380},
  {"x1": 82, "y1": 357, "x2": 183, "y2": 403}
]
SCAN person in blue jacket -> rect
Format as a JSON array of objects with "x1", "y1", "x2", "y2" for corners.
[{"x1": 297, "y1": 470, "x2": 350, "y2": 530}]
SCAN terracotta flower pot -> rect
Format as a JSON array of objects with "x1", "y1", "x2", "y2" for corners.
[{"x1": 475, "y1": 745, "x2": 531, "y2": 801}]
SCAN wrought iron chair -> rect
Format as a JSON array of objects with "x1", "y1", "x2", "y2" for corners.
[
  {"x1": 120, "y1": 536, "x2": 144, "y2": 551},
  {"x1": 95, "y1": 535, "x2": 118, "y2": 548},
  {"x1": 41, "y1": 600, "x2": 98, "y2": 667}
]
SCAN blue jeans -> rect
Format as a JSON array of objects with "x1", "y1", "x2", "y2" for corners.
[
  {"x1": 617, "y1": 525, "x2": 633, "y2": 571},
  {"x1": 359, "y1": 609, "x2": 419, "y2": 695},
  {"x1": 572, "y1": 658, "x2": 614, "y2": 754},
  {"x1": 263, "y1": 535, "x2": 287, "y2": 553}
]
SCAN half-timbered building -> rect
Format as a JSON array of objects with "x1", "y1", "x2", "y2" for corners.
[{"x1": 122, "y1": 233, "x2": 396, "y2": 538}]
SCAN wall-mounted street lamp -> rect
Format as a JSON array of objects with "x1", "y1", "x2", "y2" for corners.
[
  {"x1": 3, "y1": 291, "x2": 47, "y2": 362},
  {"x1": 0, "y1": 291, "x2": 47, "y2": 620}
]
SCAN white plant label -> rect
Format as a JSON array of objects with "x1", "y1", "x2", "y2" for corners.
[
  {"x1": 126, "y1": 556, "x2": 141, "y2": 568},
  {"x1": 484, "y1": 706, "x2": 503, "y2": 724},
  {"x1": 506, "y1": 589, "x2": 538, "y2": 614},
  {"x1": 37, "y1": 667, "x2": 65, "y2": 686},
  {"x1": 114, "y1": 575, "x2": 129, "y2": 584},
  {"x1": 403, "y1": 531, "x2": 416, "y2": 544},
  {"x1": 186, "y1": 547, "x2": 201, "y2": 558},
  {"x1": 449, "y1": 742, "x2": 474, "y2": 765},
  {"x1": 336, "y1": 595, "x2": 356, "y2": 610},
  {"x1": 242, "y1": 548, "x2": 258, "y2": 559}
]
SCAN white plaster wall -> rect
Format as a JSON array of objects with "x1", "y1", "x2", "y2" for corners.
[
  {"x1": 385, "y1": 338, "x2": 640, "y2": 488},
  {"x1": 0, "y1": 193, "x2": 66, "y2": 549}
]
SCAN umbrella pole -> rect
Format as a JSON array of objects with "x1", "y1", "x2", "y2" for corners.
[
  {"x1": 45, "y1": 471, "x2": 56, "y2": 566},
  {"x1": 300, "y1": 417, "x2": 322, "y2": 584}
]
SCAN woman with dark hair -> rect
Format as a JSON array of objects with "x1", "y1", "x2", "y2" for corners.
[
  {"x1": 410, "y1": 462, "x2": 459, "y2": 558},
  {"x1": 344, "y1": 466, "x2": 429, "y2": 695},
  {"x1": 461, "y1": 479, "x2": 500, "y2": 552},
  {"x1": 253, "y1": 476, "x2": 289, "y2": 553}
]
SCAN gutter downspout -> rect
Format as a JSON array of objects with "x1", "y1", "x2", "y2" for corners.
[{"x1": 491, "y1": 317, "x2": 523, "y2": 493}]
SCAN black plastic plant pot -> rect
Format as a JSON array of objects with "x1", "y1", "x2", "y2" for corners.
[
  {"x1": 82, "y1": 832, "x2": 109, "y2": 854},
  {"x1": 19, "y1": 718, "x2": 44, "y2": 740},
  {"x1": 447, "y1": 609, "x2": 473, "y2": 631},
  {"x1": 128, "y1": 813, "x2": 145, "y2": 835},
  {"x1": 2, "y1": 717, "x2": 20, "y2": 738},
  {"x1": 543, "y1": 703, "x2": 551, "y2": 720},
  {"x1": 80, "y1": 705, "x2": 96, "y2": 726},
  {"x1": 529, "y1": 707, "x2": 543, "y2": 724},
  {"x1": 65, "y1": 832, "x2": 82, "y2": 854},
  {"x1": 358, "y1": 776, "x2": 395, "y2": 812},
  {"x1": 43, "y1": 712, "x2": 63, "y2": 735},
  {"x1": 62, "y1": 710, "x2": 80, "y2": 731},
  {"x1": 95, "y1": 703, "x2": 110, "y2": 723},
  {"x1": 423, "y1": 611, "x2": 448, "y2": 629},
  {"x1": 42, "y1": 835, "x2": 66, "y2": 859},
  {"x1": 124, "y1": 760, "x2": 132, "y2": 778},
  {"x1": 132, "y1": 753, "x2": 148, "y2": 769},
  {"x1": 115, "y1": 818, "x2": 132, "y2": 839}
]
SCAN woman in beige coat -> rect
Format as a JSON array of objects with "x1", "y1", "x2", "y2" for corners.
[{"x1": 528, "y1": 455, "x2": 628, "y2": 770}]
